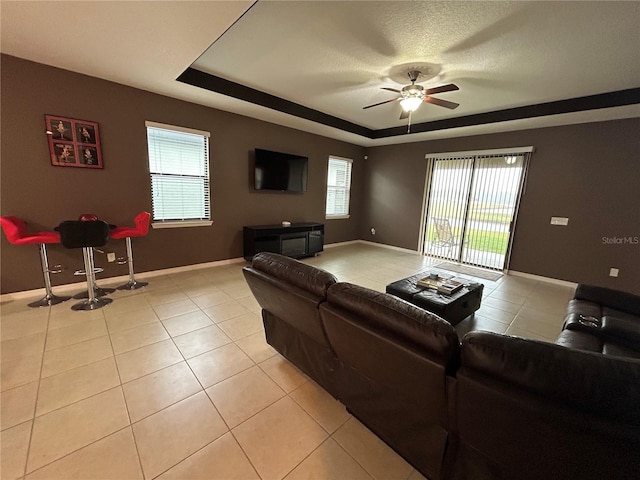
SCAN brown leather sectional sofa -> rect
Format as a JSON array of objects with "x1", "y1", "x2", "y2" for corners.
[
  {"x1": 243, "y1": 253, "x2": 640, "y2": 480},
  {"x1": 556, "y1": 283, "x2": 640, "y2": 358}
]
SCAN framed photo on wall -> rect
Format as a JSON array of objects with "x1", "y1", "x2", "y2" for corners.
[{"x1": 45, "y1": 115, "x2": 103, "y2": 168}]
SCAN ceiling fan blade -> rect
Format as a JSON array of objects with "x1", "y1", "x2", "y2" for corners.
[
  {"x1": 399, "y1": 109, "x2": 410, "y2": 120},
  {"x1": 424, "y1": 96, "x2": 460, "y2": 109},
  {"x1": 424, "y1": 84, "x2": 459, "y2": 95},
  {"x1": 381, "y1": 87, "x2": 401, "y2": 93},
  {"x1": 362, "y1": 97, "x2": 398, "y2": 109}
]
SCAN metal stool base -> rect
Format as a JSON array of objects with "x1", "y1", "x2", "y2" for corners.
[
  {"x1": 27, "y1": 244, "x2": 69, "y2": 308},
  {"x1": 28, "y1": 293, "x2": 72, "y2": 308},
  {"x1": 117, "y1": 280, "x2": 148, "y2": 291},
  {"x1": 115, "y1": 237, "x2": 149, "y2": 292},
  {"x1": 71, "y1": 297, "x2": 113, "y2": 311},
  {"x1": 73, "y1": 286, "x2": 115, "y2": 299}
]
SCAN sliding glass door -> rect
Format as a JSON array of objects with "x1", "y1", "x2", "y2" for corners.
[
  {"x1": 423, "y1": 156, "x2": 474, "y2": 263},
  {"x1": 423, "y1": 149, "x2": 530, "y2": 271}
]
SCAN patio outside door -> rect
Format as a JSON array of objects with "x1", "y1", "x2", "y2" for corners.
[{"x1": 422, "y1": 148, "x2": 531, "y2": 271}]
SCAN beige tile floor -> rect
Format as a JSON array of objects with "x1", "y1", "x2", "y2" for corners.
[{"x1": 0, "y1": 243, "x2": 574, "y2": 480}]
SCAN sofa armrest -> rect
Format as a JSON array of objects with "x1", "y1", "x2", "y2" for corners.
[{"x1": 574, "y1": 284, "x2": 640, "y2": 317}]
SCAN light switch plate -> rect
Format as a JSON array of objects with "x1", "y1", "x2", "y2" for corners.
[
  {"x1": 550, "y1": 217, "x2": 569, "y2": 226},
  {"x1": 609, "y1": 268, "x2": 619, "y2": 277}
]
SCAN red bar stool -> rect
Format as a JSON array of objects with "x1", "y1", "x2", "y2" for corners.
[
  {"x1": 110, "y1": 212, "x2": 151, "y2": 290},
  {"x1": 56, "y1": 220, "x2": 113, "y2": 310},
  {"x1": 0, "y1": 216, "x2": 71, "y2": 307}
]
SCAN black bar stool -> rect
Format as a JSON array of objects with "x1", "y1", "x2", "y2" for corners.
[
  {"x1": 56, "y1": 220, "x2": 113, "y2": 310},
  {"x1": 70, "y1": 214, "x2": 115, "y2": 299}
]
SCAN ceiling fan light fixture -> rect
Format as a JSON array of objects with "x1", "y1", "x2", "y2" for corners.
[{"x1": 400, "y1": 97, "x2": 423, "y2": 112}]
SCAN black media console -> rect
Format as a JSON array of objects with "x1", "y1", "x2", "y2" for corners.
[{"x1": 243, "y1": 223, "x2": 324, "y2": 261}]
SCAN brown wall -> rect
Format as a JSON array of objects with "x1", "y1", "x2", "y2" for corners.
[
  {"x1": 362, "y1": 119, "x2": 640, "y2": 294},
  {"x1": 0, "y1": 55, "x2": 364, "y2": 293},
  {"x1": 3, "y1": 55, "x2": 638, "y2": 296}
]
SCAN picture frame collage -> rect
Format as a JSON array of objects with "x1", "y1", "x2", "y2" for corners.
[{"x1": 45, "y1": 115, "x2": 103, "y2": 169}]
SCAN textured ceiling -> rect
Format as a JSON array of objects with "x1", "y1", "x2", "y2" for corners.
[
  {"x1": 2, "y1": 1, "x2": 639, "y2": 146},
  {"x1": 192, "y1": 1, "x2": 640, "y2": 131}
]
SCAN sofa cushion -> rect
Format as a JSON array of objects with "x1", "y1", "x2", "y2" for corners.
[
  {"x1": 461, "y1": 331, "x2": 640, "y2": 425},
  {"x1": 574, "y1": 284, "x2": 640, "y2": 316},
  {"x1": 602, "y1": 307, "x2": 639, "y2": 323},
  {"x1": 555, "y1": 329, "x2": 603, "y2": 352},
  {"x1": 560, "y1": 285, "x2": 640, "y2": 360},
  {"x1": 601, "y1": 315, "x2": 640, "y2": 349},
  {"x1": 243, "y1": 253, "x2": 337, "y2": 347},
  {"x1": 602, "y1": 342, "x2": 640, "y2": 359},
  {"x1": 452, "y1": 331, "x2": 640, "y2": 480},
  {"x1": 321, "y1": 282, "x2": 460, "y2": 403},
  {"x1": 560, "y1": 312, "x2": 640, "y2": 354},
  {"x1": 325, "y1": 282, "x2": 460, "y2": 364},
  {"x1": 321, "y1": 282, "x2": 460, "y2": 480},
  {"x1": 251, "y1": 252, "x2": 337, "y2": 297}
]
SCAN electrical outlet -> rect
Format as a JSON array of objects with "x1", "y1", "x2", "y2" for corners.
[
  {"x1": 609, "y1": 268, "x2": 619, "y2": 277},
  {"x1": 371, "y1": 227, "x2": 376, "y2": 235},
  {"x1": 107, "y1": 252, "x2": 116, "y2": 263},
  {"x1": 550, "y1": 217, "x2": 569, "y2": 226}
]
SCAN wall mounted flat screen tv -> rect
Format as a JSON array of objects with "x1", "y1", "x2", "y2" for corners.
[{"x1": 254, "y1": 148, "x2": 308, "y2": 192}]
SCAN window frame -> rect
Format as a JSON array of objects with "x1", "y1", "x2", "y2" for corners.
[
  {"x1": 145, "y1": 121, "x2": 213, "y2": 229},
  {"x1": 325, "y1": 155, "x2": 353, "y2": 220}
]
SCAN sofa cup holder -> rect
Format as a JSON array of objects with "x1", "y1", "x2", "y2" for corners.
[
  {"x1": 578, "y1": 314, "x2": 601, "y2": 328},
  {"x1": 564, "y1": 313, "x2": 602, "y2": 334}
]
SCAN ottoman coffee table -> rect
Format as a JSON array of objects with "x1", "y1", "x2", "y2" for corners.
[{"x1": 386, "y1": 272, "x2": 483, "y2": 326}]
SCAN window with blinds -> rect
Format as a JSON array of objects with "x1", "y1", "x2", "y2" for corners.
[
  {"x1": 146, "y1": 121, "x2": 211, "y2": 225},
  {"x1": 325, "y1": 156, "x2": 352, "y2": 218}
]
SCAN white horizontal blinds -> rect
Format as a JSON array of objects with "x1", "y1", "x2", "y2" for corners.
[
  {"x1": 326, "y1": 156, "x2": 353, "y2": 217},
  {"x1": 146, "y1": 123, "x2": 211, "y2": 222}
]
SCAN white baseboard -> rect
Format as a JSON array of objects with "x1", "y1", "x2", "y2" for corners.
[
  {"x1": 355, "y1": 241, "x2": 576, "y2": 287},
  {"x1": 2, "y1": 242, "x2": 579, "y2": 301},
  {"x1": 507, "y1": 270, "x2": 578, "y2": 288},
  {"x1": 357, "y1": 240, "x2": 420, "y2": 255},
  {"x1": 324, "y1": 240, "x2": 362, "y2": 249},
  {"x1": 135, "y1": 257, "x2": 247, "y2": 277},
  {"x1": 0, "y1": 257, "x2": 247, "y2": 302},
  {"x1": 326, "y1": 239, "x2": 419, "y2": 255}
]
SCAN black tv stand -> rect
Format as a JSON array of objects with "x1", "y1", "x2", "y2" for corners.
[{"x1": 243, "y1": 223, "x2": 324, "y2": 261}]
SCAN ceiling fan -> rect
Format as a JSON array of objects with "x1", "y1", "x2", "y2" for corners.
[{"x1": 363, "y1": 70, "x2": 460, "y2": 122}]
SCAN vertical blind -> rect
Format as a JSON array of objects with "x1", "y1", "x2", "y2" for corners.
[
  {"x1": 146, "y1": 122, "x2": 210, "y2": 222},
  {"x1": 326, "y1": 156, "x2": 353, "y2": 217},
  {"x1": 425, "y1": 156, "x2": 474, "y2": 262},
  {"x1": 424, "y1": 148, "x2": 531, "y2": 271},
  {"x1": 462, "y1": 154, "x2": 525, "y2": 269}
]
